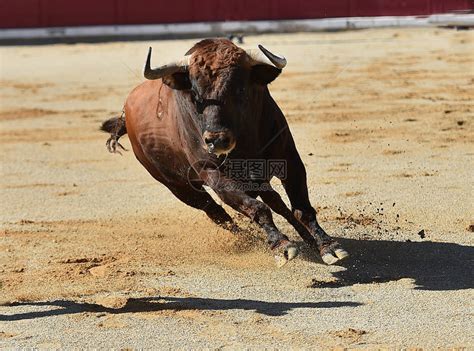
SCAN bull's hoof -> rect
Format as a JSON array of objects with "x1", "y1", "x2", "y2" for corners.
[
  {"x1": 334, "y1": 248, "x2": 349, "y2": 259},
  {"x1": 274, "y1": 242, "x2": 299, "y2": 268},
  {"x1": 320, "y1": 242, "x2": 349, "y2": 265}
]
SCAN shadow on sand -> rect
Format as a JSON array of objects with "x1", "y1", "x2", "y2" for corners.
[
  {"x1": 0, "y1": 297, "x2": 361, "y2": 321},
  {"x1": 2, "y1": 239, "x2": 471, "y2": 321},
  {"x1": 300, "y1": 237, "x2": 474, "y2": 291}
]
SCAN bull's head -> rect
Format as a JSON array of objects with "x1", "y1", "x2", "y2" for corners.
[{"x1": 143, "y1": 39, "x2": 286, "y2": 156}]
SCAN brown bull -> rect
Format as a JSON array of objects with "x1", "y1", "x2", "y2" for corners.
[{"x1": 101, "y1": 39, "x2": 348, "y2": 266}]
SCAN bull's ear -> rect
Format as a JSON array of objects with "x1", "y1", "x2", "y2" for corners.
[
  {"x1": 251, "y1": 65, "x2": 282, "y2": 85},
  {"x1": 162, "y1": 72, "x2": 191, "y2": 90}
]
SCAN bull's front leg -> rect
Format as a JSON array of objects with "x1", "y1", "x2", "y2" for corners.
[
  {"x1": 202, "y1": 170, "x2": 298, "y2": 266},
  {"x1": 293, "y1": 207, "x2": 348, "y2": 265},
  {"x1": 282, "y1": 155, "x2": 349, "y2": 265}
]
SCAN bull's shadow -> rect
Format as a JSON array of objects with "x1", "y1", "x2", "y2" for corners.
[
  {"x1": 300, "y1": 237, "x2": 474, "y2": 291},
  {"x1": 0, "y1": 297, "x2": 361, "y2": 321}
]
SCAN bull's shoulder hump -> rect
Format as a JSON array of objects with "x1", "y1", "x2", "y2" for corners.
[
  {"x1": 127, "y1": 80, "x2": 163, "y2": 99},
  {"x1": 126, "y1": 80, "x2": 167, "y2": 109}
]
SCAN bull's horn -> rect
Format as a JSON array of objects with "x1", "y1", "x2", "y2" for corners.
[
  {"x1": 144, "y1": 47, "x2": 190, "y2": 80},
  {"x1": 247, "y1": 44, "x2": 287, "y2": 69}
]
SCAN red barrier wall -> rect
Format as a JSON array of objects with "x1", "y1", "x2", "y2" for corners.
[{"x1": 0, "y1": 0, "x2": 472, "y2": 29}]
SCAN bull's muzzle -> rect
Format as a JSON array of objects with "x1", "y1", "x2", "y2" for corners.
[{"x1": 203, "y1": 130, "x2": 236, "y2": 156}]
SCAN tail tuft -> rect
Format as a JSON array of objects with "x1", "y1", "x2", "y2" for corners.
[
  {"x1": 100, "y1": 112, "x2": 128, "y2": 154},
  {"x1": 100, "y1": 115, "x2": 126, "y2": 135}
]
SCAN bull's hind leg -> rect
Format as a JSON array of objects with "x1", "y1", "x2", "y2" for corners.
[{"x1": 168, "y1": 183, "x2": 234, "y2": 229}]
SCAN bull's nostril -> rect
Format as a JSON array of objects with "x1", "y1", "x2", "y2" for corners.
[{"x1": 203, "y1": 131, "x2": 234, "y2": 154}]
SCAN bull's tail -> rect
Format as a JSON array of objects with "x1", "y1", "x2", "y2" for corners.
[{"x1": 100, "y1": 111, "x2": 128, "y2": 154}]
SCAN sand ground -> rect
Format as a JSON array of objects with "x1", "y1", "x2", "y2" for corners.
[{"x1": 0, "y1": 28, "x2": 473, "y2": 349}]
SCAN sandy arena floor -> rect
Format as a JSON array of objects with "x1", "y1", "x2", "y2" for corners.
[{"x1": 0, "y1": 27, "x2": 473, "y2": 349}]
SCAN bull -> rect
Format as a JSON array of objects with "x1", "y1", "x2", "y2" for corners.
[{"x1": 101, "y1": 39, "x2": 348, "y2": 266}]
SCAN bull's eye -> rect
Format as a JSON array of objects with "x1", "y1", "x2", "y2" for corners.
[
  {"x1": 191, "y1": 91, "x2": 205, "y2": 114},
  {"x1": 195, "y1": 99, "x2": 205, "y2": 114}
]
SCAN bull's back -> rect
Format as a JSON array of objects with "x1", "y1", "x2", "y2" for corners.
[{"x1": 124, "y1": 80, "x2": 187, "y2": 183}]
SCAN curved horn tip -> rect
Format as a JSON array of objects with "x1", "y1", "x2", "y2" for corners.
[
  {"x1": 143, "y1": 47, "x2": 189, "y2": 80},
  {"x1": 254, "y1": 44, "x2": 287, "y2": 69},
  {"x1": 258, "y1": 44, "x2": 283, "y2": 58},
  {"x1": 144, "y1": 47, "x2": 157, "y2": 80},
  {"x1": 146, "y1": 47, "x2": 152, "y2": 63}
]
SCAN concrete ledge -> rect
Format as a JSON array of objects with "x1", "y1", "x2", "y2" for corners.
[
  {"x1": 0, "y1": 14, "x2": 472, "y2": 44},
  {"x1": 428, "y1": 13, "x2": 474, "y2": 26}
]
